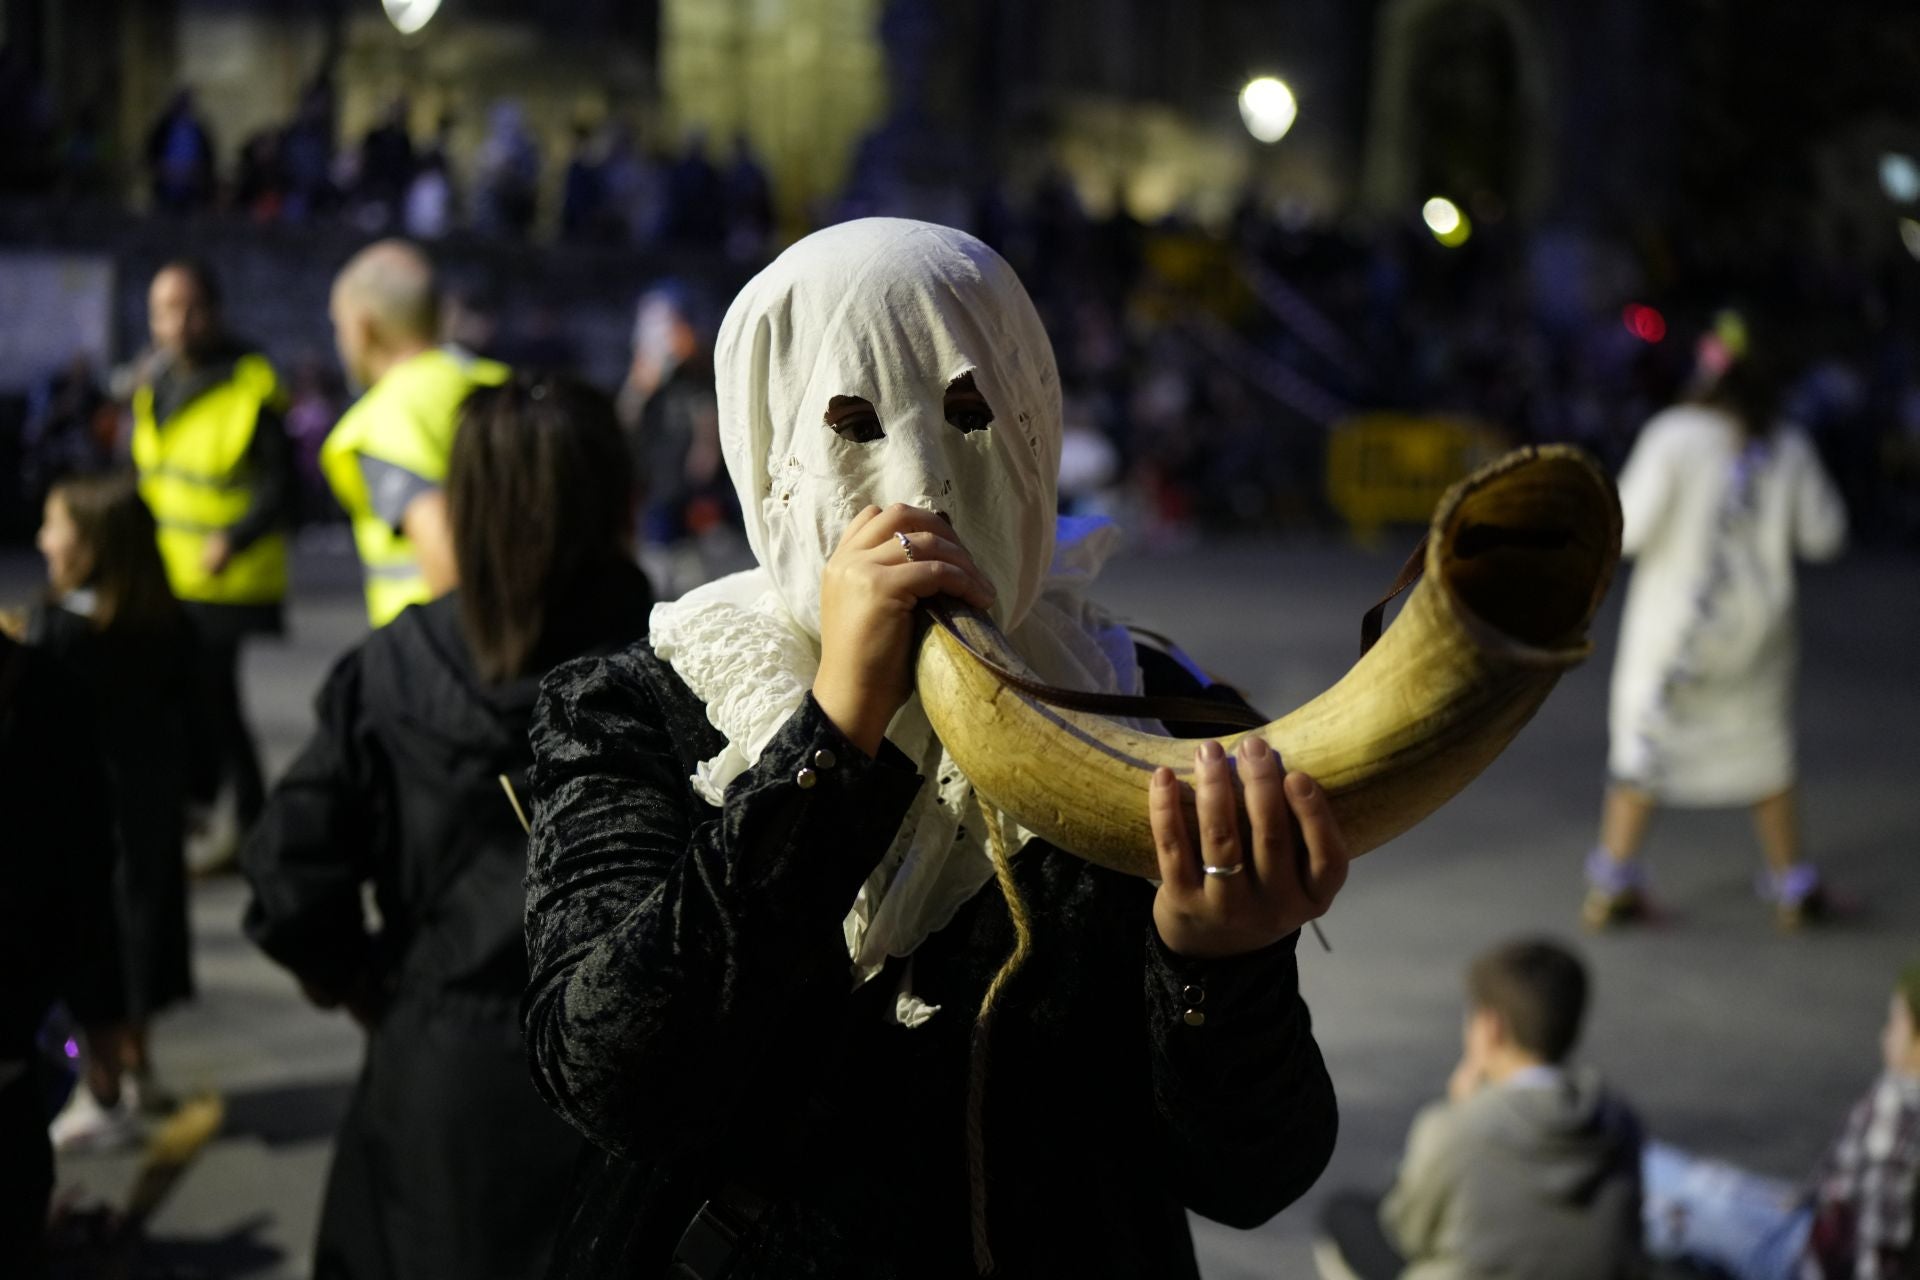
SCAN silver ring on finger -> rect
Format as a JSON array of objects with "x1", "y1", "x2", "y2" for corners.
[
  {"x1": 896, "y1": 530, "x2": 916, "y2": 561},
  {"x1": 1202, "y1": 862, "x2": 1244, "y2": 878}
]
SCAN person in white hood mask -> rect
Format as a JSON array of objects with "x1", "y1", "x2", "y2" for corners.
[{"x1": 523, "y1": 218, "x2": 1350, "y2": 1279}]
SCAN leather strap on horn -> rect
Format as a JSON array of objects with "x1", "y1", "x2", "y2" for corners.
[
  {"x1": 924, "y1": 603, "x2": 1268, "y2": 730},
  {"x1": 927, "y1": 532, "x2": 1432, "y2": 728},
  {"x1": 1360, "y1": 534, "x2": 1428, "y2": 656}
]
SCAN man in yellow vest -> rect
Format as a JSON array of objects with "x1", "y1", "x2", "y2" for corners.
[
  {"x1": 131, "y1": 259, "x2": 294, "y2": 836},
  {"x1": 322, "y1": 240, "x2": 509, "y2": 627}
]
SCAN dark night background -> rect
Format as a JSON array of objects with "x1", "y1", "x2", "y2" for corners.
[{"x1": 4, "y1": 0, "x2": 1920, "y2": 547}]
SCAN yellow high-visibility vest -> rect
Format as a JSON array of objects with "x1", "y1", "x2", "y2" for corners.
[
  {"x1": 320, "y1": 347, "x2": 509, "y2": 627},
  {"x1": 131, "y1": 353, "x2": 290, "y2": 607}
]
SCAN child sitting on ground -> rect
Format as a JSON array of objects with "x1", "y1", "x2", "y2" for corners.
[
  {"x1": 1316, "y1": 938, "x2": 1647, "y2": 1280},
  {"x1": 1643, "y1": 961, "x2": 1920, "y2": 1280}
]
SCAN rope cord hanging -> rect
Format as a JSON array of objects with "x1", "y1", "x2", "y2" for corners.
[{"x1": 965, "y1": 803, "x2": 1033, "y2": 1275}]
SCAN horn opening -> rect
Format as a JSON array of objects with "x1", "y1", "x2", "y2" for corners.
[
  {"x1": 916, "y1": 445, "x2": 1622, "y2": 878},
  {"x1": 1430, "y1": 445, "x2": 1621, "y2": 661}
]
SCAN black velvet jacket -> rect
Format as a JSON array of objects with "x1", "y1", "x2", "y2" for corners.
[{"x1": 524, "y1": 641, "x2": 1338, "y2": 1279}]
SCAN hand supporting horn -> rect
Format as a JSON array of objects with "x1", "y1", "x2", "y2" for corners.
[{"x1": 915, "y1": 445, "x2": 1622, "y2": 877}]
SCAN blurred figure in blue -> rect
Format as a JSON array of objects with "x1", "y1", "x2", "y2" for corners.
[
  {"x1": 472, "y1": 102, "x2": 540, "y2": 239},
  {"x1": 616, "y1": 284, "x2": 736, "y2": 595},
  {"x1": 145, "y1": 89, "x2": 216, "y2": 213}
]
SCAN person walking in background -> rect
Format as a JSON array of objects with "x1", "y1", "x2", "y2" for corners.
[
  {"x1": 0, "y1": 632, "x2": 126, "y2": 1277},
  {"x1": 321, "y1": 239, "x2": 509, "y2": 627},
  {"x1": 279, "y1": 77, "x2": 337, "y2": 223},
  {"x1": 30, "y1": 473, "x2": 211, "y2": 1149},
  {"x1": 353, "y1": 98, "x2": 415, "y2": 232},
  {"x1": 660, "y1": 130, "x2": 724, "y2": 248},
  {"x1": 1585, "y1": 315, "x2": 1849, "y2": 930},
  {"x1": 615, "y1": 283, "x2": 730, "y2": 595},
  {"x1": 401, "y1": 117, "x2": 456, "y2": 243},
  {"x1": 560, "y1": 119, "x2": 608, "y2": 244},
  {"x1": 1315, "y1": 939, "x2": 1645, "y2": 1280},
  {"x1": 242, "y1": 374, "x2": 651, "y2": 1280},
  {"x1": 722, "y1": 132, "x2": 773, "y2": 260},
  {"x1": 145, "y1": 89, "x2": 216, "y2": 213},
  {"x1": 471, "y1": 102, "x2": 540, "y2": 240},
  {"x1": 131, "y1": 259, "x2": 294, "y2": 846}
]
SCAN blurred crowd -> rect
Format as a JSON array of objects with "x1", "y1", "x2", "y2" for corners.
[
  {"x1": 9, "y1": 62, "x2": 1920, "y2": 555},
  {"x1": 0, "y1": 62, "x2": 776, "y2": 258}
]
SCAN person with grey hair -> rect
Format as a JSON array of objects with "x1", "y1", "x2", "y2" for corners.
[{"x1": 320, "y1": 239, "x2": 509, "y2": 627}]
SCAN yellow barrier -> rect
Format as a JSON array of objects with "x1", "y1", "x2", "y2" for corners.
[{"x1": 1327, "y1": 414, "x2": 1508, "y2": 543}]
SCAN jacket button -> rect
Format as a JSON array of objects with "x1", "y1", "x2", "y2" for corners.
[
  {"x1": 1182, "y1": 984, "x2": 1206, "y2": 1005},
  {"x1": 1182, "y1": 1008, "x2": 1206, "y2": 1028},
  {"x1": 795, "y1": 767, "x2": 818, "y2": 789},
  {"x1": 813, "y1": 748, "x2": 837, "y2": 770}
]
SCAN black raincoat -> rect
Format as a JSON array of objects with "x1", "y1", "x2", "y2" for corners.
[
  {"x1": 29, "y1": 603, "x2": 208, "y2": 1018},
  {"x1": 243, "y1": 560, "x2": 654, "y2": 1280},
  {"x1": 524, "y1": 642, "x2": 1339, "y2": 1279}
]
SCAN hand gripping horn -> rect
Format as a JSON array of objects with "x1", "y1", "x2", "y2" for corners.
[{"x1": 914, "y1": 445, "x2": 1622, "y2": 876}]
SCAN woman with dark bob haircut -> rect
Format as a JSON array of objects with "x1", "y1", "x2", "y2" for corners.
[{"x1": 242, "y1": 373, "x2": 655, "y2": 1280}]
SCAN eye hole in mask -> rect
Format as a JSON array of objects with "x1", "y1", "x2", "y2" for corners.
[
  {"x1": 825, "y1": 395, "x2": 883, "y2": 444},
  {"x1": 944, "y1": 372, "x2": 994, "y2": 434}
]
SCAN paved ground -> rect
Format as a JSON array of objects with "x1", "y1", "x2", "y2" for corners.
[{"x1": 14, "y1": 533, "x2": 1920, "y2": 1279}]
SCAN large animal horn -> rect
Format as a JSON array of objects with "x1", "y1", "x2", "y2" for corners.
[{"x1": 915, "y1": 445, "x2": 1622, "y2": 877}]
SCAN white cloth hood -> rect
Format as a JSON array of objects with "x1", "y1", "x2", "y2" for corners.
[
  {"x1": 652, "y1": 220, "x2": 1142, "y2": 996},
  {"x1": 714, "y1": 217, "x2": 1062, "y2": 634}
]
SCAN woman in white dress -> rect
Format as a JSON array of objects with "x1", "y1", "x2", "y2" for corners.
[{"x1": 1585, "y1": 325, "x2": 1848, "y2": 929}]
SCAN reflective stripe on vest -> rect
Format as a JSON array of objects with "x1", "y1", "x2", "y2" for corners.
[
  {"x1": 319, "y1": 347, "x2": 510, "y2": 626},
  {"x1": 131, "y1": 353, "x2": 288, "y2": 606}
]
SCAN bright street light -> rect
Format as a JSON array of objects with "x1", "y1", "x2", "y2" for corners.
[
  {"x1": 1422, "y1": 196, "x2": 1471, "y2": 247},
  {"x1": 1882, "y1": 153, "x2": 1920, "y2": 204},
  {"x1": 1238, "y1": 77, "x2": 1298, "y2": 144},
  {"x1": 1421, "y1": 197, "x2": 1460, "y2": 235},
  {"x1": 382, "y1": 0, "x2": 442, "y2": 35}
]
